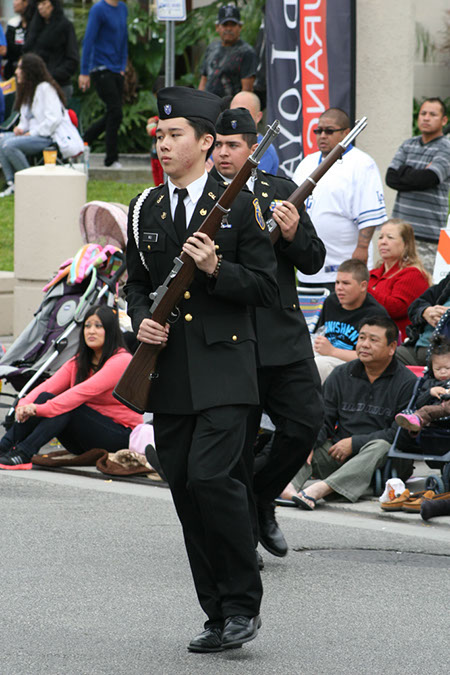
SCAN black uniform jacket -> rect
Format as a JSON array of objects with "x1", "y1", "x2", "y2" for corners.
[
  {"x1": 125, "y1": 175, "x2": 278, "y2": 414},
  {"x1": 211, "y1": 167, "x2": 326, "y2": 367}
]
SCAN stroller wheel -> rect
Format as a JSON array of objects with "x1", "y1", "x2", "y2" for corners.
[
  {"x1": 425, "y1": 474, "x2": 446, "y2": 495},
  {"x1": 442, "y1": 463, "x2": 450, "y2": 493},
  {"x1": 373, "y1": 468, "x2": 383, "y2": 496}
]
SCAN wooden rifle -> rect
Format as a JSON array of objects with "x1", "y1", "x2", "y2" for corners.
[
  {"x1": 114, "y1": 120, "x2": 281, "y2": 413},
  {"x1": 267, "y1": 117, "x2": 368, "y2": 243}
]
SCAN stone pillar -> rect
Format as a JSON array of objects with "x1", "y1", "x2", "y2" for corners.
[
  {"x1": 13, "y1": 166, "x2": 86, "y2": 336},
  {"x1": 356, "y1": 0, "x2": 415, "y2": 216}
]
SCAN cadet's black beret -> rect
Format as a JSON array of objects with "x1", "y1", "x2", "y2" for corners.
[
  {"x1": 157, "y1": 87, "x2": 222, "y2": 125},
  {"x1": 216, "y1": 107, "x2": 257, "y2": 135}
]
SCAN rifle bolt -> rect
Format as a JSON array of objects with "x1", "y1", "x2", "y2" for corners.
[
  {"x1": 184, "y1": 291, "x2": 191, "y2": 300},
  {"x1": 185, "y1": 314, "x2": 193, "y2": 322}
]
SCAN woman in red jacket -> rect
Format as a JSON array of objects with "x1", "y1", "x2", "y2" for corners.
[
  {"x1": 0, "y1": 305, "x2": 142, "y2": 470},
  {"x1": 368, "y1": 219, "x2": 430, "y2": 342}
]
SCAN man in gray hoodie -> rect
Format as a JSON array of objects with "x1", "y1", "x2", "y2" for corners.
[{"x1": 284, "y1": 315, "x2": 417, "y2": 508}]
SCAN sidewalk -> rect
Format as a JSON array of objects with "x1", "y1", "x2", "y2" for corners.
[
  {"x1": 89, "y1": 153, "x2": 152, "y2": 183},
  {"x1": 1, "y1": 334, "x2": 449, "y2": 530}
]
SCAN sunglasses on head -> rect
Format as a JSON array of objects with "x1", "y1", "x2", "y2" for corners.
[{"x1": 313, "y1": 127, "x2": 347, "y2": 135}]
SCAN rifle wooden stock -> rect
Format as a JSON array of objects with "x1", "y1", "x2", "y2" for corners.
[
  {"x1": 268, "y1": 117, "x2": 368, "y2": 244},
  {"x1": 114, "y1": 121, "x2": 280, "y2": 413}
]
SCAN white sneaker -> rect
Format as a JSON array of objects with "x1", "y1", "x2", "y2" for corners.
[
  {"x1": 0, "y1": 182, "x2": 14, "y2": 197},
  {"x1": 107, "y1": 161, "x2": 123, "y2": 169}
]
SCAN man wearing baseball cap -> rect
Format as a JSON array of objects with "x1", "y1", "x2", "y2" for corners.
[
  {"x1": 212, "y1": 107, "x2": 325, "y2": 563},
  {"x1": 125, "y1": 87, "x2": 277, "y2": 653},
  {"x1": 198, "y1": 3, "x2": 257, "y2": 98}
]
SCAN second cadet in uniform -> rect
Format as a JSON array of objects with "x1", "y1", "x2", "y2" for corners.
[{"x1": 212, "y1": 108, "x2": 325, "y2": 560}]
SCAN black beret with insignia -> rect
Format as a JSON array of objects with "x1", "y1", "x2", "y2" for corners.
[
  {"x1": 157, "y1": 86, "x2": 222, "y2": 125},
  {"x1": 216, "y1": 107, "x2": 257, "y2": 135}
]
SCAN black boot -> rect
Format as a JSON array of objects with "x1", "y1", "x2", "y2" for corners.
[{"x1": 257, "y1": 501, "x2": 288, "y2": 557}]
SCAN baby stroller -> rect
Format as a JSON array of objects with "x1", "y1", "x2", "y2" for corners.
[
  {"x1": 384, "y1": 309, "x2": 450, "y2": 494},
  {"x1": 0, "y1": 244, "x2": 126, "y2": 428},
  {"x1": 79, "y1": 201, "x2": 128, "y2": 251}
]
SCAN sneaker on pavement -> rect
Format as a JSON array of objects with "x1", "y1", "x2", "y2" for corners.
[
  {"x1": 106, "y1": 161, "x2": 122, "y2": 169},
  {"x1": 0, "y1": 453, "x2": 32, "y2": 470}
]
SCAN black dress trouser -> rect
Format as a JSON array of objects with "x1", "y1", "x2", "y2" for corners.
[
  {"x1": 154, "y1": 404, "x2": 263, "y2": 627},
  {"x1": 245, "y1": 358, "x2": 324, "y2": 504}
]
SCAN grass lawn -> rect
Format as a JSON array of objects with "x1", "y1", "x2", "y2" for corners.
[{"x1": 0, "y1": 180, "x2": 150, "y2": 271}]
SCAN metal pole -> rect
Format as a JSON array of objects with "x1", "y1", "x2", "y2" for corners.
[{"x1": 165, "y1": 21, "x2": 175, "y2": 87}]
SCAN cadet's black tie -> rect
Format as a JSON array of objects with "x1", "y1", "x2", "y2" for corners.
[{"x1": 174, "y1": 187, "x2": 189, "y2": 243}]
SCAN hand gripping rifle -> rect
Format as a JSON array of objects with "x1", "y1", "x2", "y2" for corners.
[
  {"x1": 267, "y1": 117, "x2": 368, "y2": 243},
  {"x1": 114, "y1": 120, "x2": 281, "y2": 413}
]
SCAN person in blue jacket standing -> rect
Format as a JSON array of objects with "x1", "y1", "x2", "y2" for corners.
[{"x1": 78, "y1": 0, "x2": 127, "y2": 168}]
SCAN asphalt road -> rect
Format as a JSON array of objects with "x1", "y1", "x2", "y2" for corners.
[{"x1": 1, "y1": 469, "x2": 449, "y2": 675}]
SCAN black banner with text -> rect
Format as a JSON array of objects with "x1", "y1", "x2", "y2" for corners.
[{"x1": 266, "y1": 0, "x2": 356, "y2": 178}]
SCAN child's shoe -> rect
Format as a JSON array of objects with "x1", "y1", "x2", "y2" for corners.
[{"x1": 395, "y1": 412, "x2": 422, "y2": 434}]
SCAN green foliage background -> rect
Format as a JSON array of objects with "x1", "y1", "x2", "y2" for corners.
[{"x1": 70, "y1": 0, "x2": 265, "y2": 154}]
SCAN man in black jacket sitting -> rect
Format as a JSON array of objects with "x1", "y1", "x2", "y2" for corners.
[
  {"x1": 283, "y1": 316, "x2": 417, "y2": 509},
  {"x1": 212, "y1": 107, "x2": 325, "y2": 558}
]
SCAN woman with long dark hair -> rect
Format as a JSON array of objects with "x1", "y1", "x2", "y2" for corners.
[
  {"x1": 0, "y1": 305, "x2": 142, "y2": 470},
  {"x1": 24, "y1": 0, "x2": 78, "y2": 100},
  {"x1": 0, "y1": 52, "x2": 65, "y2": 197}
]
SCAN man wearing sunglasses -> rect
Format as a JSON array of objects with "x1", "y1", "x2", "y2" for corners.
[{"x1": 293, "y1": 108, "x2": 386, "y2": 291}]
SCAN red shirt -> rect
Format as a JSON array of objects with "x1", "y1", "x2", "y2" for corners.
[
  {"x1": 368, "y1": 261, "x2": 429, "y2": 342},
  {"x1": 20, "y1": 349, "x2": 142, "y2": 429}
]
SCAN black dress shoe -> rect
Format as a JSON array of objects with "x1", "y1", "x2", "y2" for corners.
[
  {"x1": 222, "y1": 615, "x2": 262, "y2": 648},
  {"x1": 187, "y1": 626, "x2": 223, "y2": 653},
  {"x1": 256, "y1": 549, "x2": 264, "y2": 570},
  {"x1": 257, "y1": 501, "x2": 288, "y2": 557}
]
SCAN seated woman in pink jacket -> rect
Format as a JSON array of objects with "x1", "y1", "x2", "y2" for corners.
[
  {"x1": 368, "y1": 219, "x2": 430, "y2": 342},
  {"x1": 0, "y1": 305, "x2": 142, "y2": 470}
]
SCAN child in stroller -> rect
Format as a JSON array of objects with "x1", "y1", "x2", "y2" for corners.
[{"x1": 395, "y1": 334, "x2": 450, "y2": 434}]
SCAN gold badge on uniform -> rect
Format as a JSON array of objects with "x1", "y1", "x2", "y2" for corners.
[
  {"x1": 269, "y1": 199, "x2": 284, "y2": 212},
  {"x1": 262, "y1": 192, "x2": 268, "y2": 198},
  {"x1": 200, "y1": 208, "x2": 207, "y2": 216},
  {"x1": 261, "y1": 181, "x2": 270, "y2": 186},
  {"x1": 253, "y1": 198, "x2": 265, "y2": 230},
  {"x1": 208, "y1": 192, "x2": 216, "y2": 200},
  {"x1": 161, "y1": 211, "x2": 167, "y2": 219},
  {"x1": 156, "y1": 194, "x2": 164, "y2": 204}
]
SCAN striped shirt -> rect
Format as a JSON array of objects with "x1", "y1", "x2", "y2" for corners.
[{"x1": 389, "y1": 135, "x2": 450, "y2": 242}]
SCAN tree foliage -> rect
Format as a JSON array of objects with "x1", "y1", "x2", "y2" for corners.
[{"x1": 70, "y1": 0, "x2": 265, "y2": 153}]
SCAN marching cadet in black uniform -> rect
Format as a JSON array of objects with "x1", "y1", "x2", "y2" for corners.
[
  {"x1": 212, "y1": 108, "x2": 325, "y2": 559},
  {"x1": 125, "y1": 88, "x2": 278, "y2": 653}
]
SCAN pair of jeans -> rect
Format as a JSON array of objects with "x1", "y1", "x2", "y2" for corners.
[
  {"x1": 84, "y1": 70, "x2": 124, "y2": 166},
  {"x1": 0, "y1": 132, "x2": 52, "y2": 183},
  {"x1": 0, "y1": 393, "x2": 131, "y2": 460}
]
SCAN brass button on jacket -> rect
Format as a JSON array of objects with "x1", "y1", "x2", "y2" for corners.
[
  {"x1": 185, "y1": 314, "x2": 193, "y2": 322},
  {"x1": 232, "y1": 335, "x2": 238, "y2": 341},
  {"x1": 184, "y1": 291, "x2": 191, "y2": 300}
]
